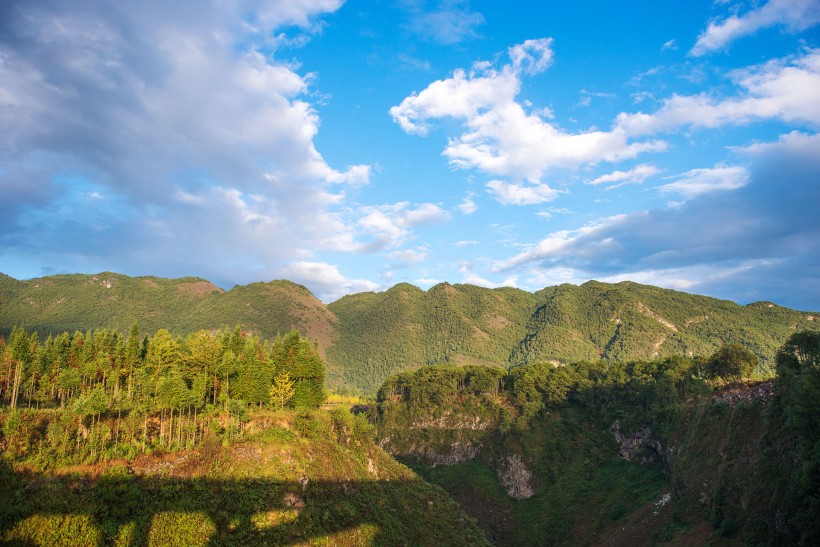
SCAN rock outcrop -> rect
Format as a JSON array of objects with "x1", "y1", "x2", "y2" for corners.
[
  {"x1": 497, "y1": 454, "x2": 534, "y2": 499},
  {"x1": 610, "y1": 420, "x2": 665, "y2": 464}
]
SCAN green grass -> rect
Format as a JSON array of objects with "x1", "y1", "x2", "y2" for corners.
[{"x1": 0, "y1": 410, "x2": 491, "y2": 546}]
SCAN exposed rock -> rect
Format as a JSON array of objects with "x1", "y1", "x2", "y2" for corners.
[
  {"x1": 610, "y1": 420, "x2": 665, "y2": 464},
  {"x1": 283, "y1": 491, "x2": 305, "y2": 509},
  {"x1": 405, "y1": 441, "x2": 483, "y2": 466},
  {"x1": 410, "y1": 412, "x2": 490, "y2": 430},
  {"x1": 711, "y1": 380, "x2": 774, "y2": 407},
  {"x1": 635, "y1": 302, "x2": 677, "y2": 331},
  {"x1": 497, "y1": 454, "x2": 534, "y2": 499}
]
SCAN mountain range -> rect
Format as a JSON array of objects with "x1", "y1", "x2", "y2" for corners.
[{"x1": 1, "y1": 272, "x2": 817, "y2": 394}]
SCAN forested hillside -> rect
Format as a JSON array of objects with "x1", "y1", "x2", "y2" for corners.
[
  {"x1": 328, "y1": 280, "x2": 817, "y2": 393},
  {"x1": 326, "y1": 283, "x2": 538, "y2": 393},
  {"x1": 375, "y1": 332, "x2": 820, "y2": 545},
  {"x1": 1, "y1": 272, "x2": 818, "y2": 395},
  {"x1": 0, "y1": 273, "x2": 336, "y2": 355}
]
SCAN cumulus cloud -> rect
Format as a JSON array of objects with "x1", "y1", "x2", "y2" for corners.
[
  {"x1": 390, "y1": 38, "x2": 667, "y2": 187},
  {"x1": 495, "y1": 132, "x2": 820, "y2": 309},
  {"x1": 508, "y1": 38, "x2": 554, "y2": 75},
  {"x1": 0, "y1": 0, "x2": 377, "y2": 291},
  {"x1": 459, "y1": 262, "x2": 517, "y2": 288},
  {"x1": 587, "y1": 164, "x2": 660, "y2": 189},
  {"x1": 618, "y1": 49, "x2": 820, "y2": 135},
  {"x1": 691, "y1": 0, "x2": 820, "y2": 56}
]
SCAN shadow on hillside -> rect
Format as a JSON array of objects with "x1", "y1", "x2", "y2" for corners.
[{"x1": 0, "y1": 459, "x2": 475, "y2": 546}]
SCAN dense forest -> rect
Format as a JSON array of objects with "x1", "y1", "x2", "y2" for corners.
[
  {"x1": 375, "y1": 331, "x2": 820, "y2": 545},
  {"x1": 0, "y1": 325, "x2": 325, "y2": 463}
]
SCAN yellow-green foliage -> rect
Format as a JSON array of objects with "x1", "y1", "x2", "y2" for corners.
[
  {"x1": 0, "y1": 409, "x2": 490, "y2": 546},
  {"x1": 147, "y1": 512, "x2": 215, "y2": 546},
  {"x1": 3, "y1": 515, "x2": 101, "y2": 546}
]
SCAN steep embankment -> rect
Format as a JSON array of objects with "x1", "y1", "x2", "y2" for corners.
[
  {"x1": 1, "y1": 272, "x2": 818, "y2": 395},
  {"x1": 376, "y1": 367, "x2": 668, "y2": 546},
  {"x1": 374, "y1": 351, "x2": 819, "y2": 546},
  {"x1": 0, "y1": 410, "x2": 489, "y2": 546}
]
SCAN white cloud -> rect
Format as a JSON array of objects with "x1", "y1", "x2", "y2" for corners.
[
  {"x1": 403, "y1": 202, "x2": 451, "y2": 225},
  {"x1": 356, "y1": 202, "x2": 451, "y2": 251},
  {"x1": 459, "y1": 266, "x2": 517, "y2": 288},
  {"x1": 523, "y1": 267, "x2": 589, "y2": 288},
  {"x1": 692, "y1": 0, "x2": 820, "y2": 56},
  {"x1": 0, "y1": 0, "x2": 374, "y2": 289},
  {"x1": 508, "y1": 38, "x2": 554, "y2": 75},
  {"x1": 577, "y1": 89, "x2": 615, "y2": 108},
  {"x1": 458, "y1": 195, "x2": 478, "y2": 214},
  {"x1": 731, "y1": 130, "x2": 820, "y2": 155},
  {"x1": 657, "y1": 165, "x2": 749, "y2": 199},
  {"x1": 486, "y1": 180, "x2": 558, "y2": 205},
  {"x1": 494, "y1": 214, "x2": 629, "y2": 271},
  {"x1": 492, "y1": 135, "x2": 820, "y2": 309},
  {"x1": 388, "y1": 249, "x2": 428, "y2": 265},
  {"x1": 587, "y1": 164, "x2": 660, "y2": 189},
  {"x1": 390, "y1": 38, "x2": 667, "y2": 182},
  {"x1": 618, "y1": 49, "x2": 820, "y2": 135},
  {"x1": 281, "y1": 261, "x2": 379, "y2": 302},
  {"x1": 661, "y1": 39, "x2": 677, "y2": 51}
]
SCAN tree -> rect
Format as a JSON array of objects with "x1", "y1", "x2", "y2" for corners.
[
  {"x1": 270, "y1": 373, "x2": 296, "y2": 410},
  {"x1": 773, "y1": 331, "x2": 820, "y2": 545},
  {"x1": 707, "y1": 343, "x2": 759, "y2": 383}
]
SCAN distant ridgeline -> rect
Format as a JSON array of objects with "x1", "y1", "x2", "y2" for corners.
[
  {"x1": 1, "y1": 272, "x2": 818, "y2": 395},
  {"x1": 374, "y1": 332, "x2": 820, "y2": 545}
]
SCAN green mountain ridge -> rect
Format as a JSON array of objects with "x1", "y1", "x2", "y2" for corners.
[{"x1": 0, "y1": 272, "x2": 817, "y2": 394}]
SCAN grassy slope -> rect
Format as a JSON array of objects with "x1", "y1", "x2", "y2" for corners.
[
  {"x1": 0, "y1": 410, "x2": 489, "y2": 546},
  {"x1": 1, "y1": 272, "x2": 818, "y2": 395}
]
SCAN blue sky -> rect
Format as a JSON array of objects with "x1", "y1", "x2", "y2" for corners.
[{"x1": 1, "y1": 0, "x2": 819, "y2": 309}]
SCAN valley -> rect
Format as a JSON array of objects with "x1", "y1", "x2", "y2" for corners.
[{"x1": 1, "y1": 272, "x2": 819, "y2": 545}]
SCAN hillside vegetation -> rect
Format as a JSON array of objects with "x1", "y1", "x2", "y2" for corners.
[
  {"x1": 0, "y1": 409, "x2": 489, "y2": 546},
  {"x1": 374, "y1": 331, "x2": 820, "y2": 545},
  {"x1": 1, "y1": 272, "x2": 818, "y2": 395},
  {"x1": 0, "y1": 273, "x2": 336, "y2": 357}
]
